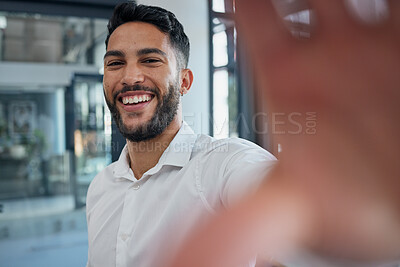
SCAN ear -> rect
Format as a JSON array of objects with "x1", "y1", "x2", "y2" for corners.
[{"x1": 179, "y1": 69, "x2": 194, "y2": 96}]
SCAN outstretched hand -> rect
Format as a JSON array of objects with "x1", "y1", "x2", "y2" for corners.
[{"x1": 171, "y1": 0, "x2": 400, "y2": 266}]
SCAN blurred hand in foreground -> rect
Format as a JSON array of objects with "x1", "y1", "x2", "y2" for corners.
[{"x1": 171, "y1": 0, "x2": 400, "y2": 266}]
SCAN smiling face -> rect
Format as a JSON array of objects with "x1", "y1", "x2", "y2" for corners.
[{"x1": 103, "y1": 22, "x2": 183, "y2": 142}]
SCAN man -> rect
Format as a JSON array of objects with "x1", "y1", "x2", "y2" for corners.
[
  {"x1": 171, "y1": 0, "x2": 400, "y2": 266},
  {"x1": 86, "y1": 3, "x2": 275, "y2": 267}
]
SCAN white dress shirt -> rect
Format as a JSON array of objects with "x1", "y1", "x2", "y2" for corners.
[{"x1": 86, "y1": 122, "x2": 276, "y2": 267}]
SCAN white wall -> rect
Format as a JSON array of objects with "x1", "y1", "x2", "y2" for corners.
[{"x1": 139, "y1": 0, "x2": 210, "y2": 134}]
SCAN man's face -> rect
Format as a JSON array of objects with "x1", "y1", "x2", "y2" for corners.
[{"x1": 103, "y1": 22, "x2": 181, "y2": 142}]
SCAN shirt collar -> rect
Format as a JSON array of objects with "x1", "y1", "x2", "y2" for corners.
[
  {"x1": 112, "y1": 145, "x2": 132, "y2": 179},
  {"x1": 112, "y1": 121, "x2": 198, "y2": 179},
  {"x1": 160, "y1": 121, "x2": 197, "y2": 168}
]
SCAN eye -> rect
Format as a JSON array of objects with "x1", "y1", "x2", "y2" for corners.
[
  {"x1": 107, "y1": 61, "x2": 124, "y2": 67},
  {"x1": 142, "y1": 58, "x2": 161, "y2": 64}
]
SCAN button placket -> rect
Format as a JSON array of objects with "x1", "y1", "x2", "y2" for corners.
[{"x1": 116, "y1": 186, "x2": 139, "y2": 266}]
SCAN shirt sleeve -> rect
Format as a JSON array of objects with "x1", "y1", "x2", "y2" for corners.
[
  {"x1": 220, "y1": 143, "x2": 276, "y2": 208},
  {"x1": 197, "y1": 138, "x2": 276, "y2": 210}
]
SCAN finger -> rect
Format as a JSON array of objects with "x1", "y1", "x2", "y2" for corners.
[
  {"x1": 235, "y1": 0, "x2": 292, "y2": 62},
  {"x1": 387, "y1": 0, "x2": 400, "y2": 29},
  {"x1": 307, "y1": 0, "x2": 355, "y2": 32}
]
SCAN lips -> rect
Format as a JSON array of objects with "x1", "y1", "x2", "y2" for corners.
[{"x1": 117, "y1": 91, "x2": 155, "y2": 112}]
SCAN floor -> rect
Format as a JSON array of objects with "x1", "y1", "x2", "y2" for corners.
[
  {"x1": 0, "y1": 229, "x2": 88, "y2": 267},
  {"x1": 0, "y1": 195, "x2": 88, "y2": 267}
]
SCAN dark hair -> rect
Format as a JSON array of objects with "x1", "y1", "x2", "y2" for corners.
[{"x1": 106, "y1": 2, "x2": 190, "y2": 69}]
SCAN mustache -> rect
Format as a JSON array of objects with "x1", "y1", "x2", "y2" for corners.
[{"x1": 113, "y1": 84, "x2": 160, "y2": 103}]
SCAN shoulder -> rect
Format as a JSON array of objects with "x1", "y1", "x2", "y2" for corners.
[
  {"x1": 191, "y1": 135, "x2": 276, "y2": 184},
  {"x1": 193, "y1": 134, "x2": 275, "y2": 162},
  {"x1": 191, "y1": 135, "x2": 276, "y2": 209}
]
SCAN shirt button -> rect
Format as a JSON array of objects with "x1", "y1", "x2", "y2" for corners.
[
  {"x1": 132, "y1": 184, "x2": 140, "y2": 190},
  {"x1": 120, "y1": 234, "x2": 129, "y2": 241}
]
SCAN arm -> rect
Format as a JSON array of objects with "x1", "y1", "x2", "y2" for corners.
[
  {"x1": 218, "y1": 141, "x2": 276, "y2": 208},
  {"x1": 171, "y1": 0, "x2": 400, "y2": 266}
]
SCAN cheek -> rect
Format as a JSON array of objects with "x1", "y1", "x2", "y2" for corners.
[
  {"x1": 154, "y1": 73, "x2": 176, "y2": 94},
  {"x1": 103, "y1": 82, "x2": 112, "y2": 99},
  {"x1": 103, "y1": 72, "x2": 118, "y2": 88}
]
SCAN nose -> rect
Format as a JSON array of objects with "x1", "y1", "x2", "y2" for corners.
[{"x1": 120, "y1": 63, "x2": 145, "y2": 86}]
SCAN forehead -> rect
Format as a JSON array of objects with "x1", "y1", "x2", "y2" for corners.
[{"x1": 108, "y1": 21, "x2": 173, "y2": 54}]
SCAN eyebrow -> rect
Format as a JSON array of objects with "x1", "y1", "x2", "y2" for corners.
[
  {"x1": 104, "y1": 48, "x2": 168, "y2": 60},
  {"x1": 136, "y1": 48, "x2": 167, "y2": 58},
  {"x1": 104, "y1": 50, "x2": 125, "y2": 60}
]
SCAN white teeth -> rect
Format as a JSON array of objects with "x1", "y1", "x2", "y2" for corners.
[{"x1": 122, "y1": 95, "x2": 152, "y2": 105}]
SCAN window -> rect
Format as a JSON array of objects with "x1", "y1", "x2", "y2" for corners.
[
  {"x1": 209, "y1": 0, "x2": 239, "y2": 139},
  {"x1": 208, "y1": 0, "x2": 314, "y2": 150}
]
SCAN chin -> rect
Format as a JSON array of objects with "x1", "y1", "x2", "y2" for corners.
[
  {"x1": 122, "y1": 111, "x2": 153, "y2": 123},
  {"x1": 121, "y1": 120, "x2": 149, "y2": 133}
]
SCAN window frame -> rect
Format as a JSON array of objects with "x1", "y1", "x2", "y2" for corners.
[{"x1": 208, "y1": 0, "x2": 240, "y2": 138}]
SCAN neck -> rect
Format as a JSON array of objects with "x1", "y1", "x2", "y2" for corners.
[{"x1": 126, "y1": 117, "x2": 182, "y2": 180}]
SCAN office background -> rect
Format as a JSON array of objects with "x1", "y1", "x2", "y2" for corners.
[{"x1": 0, "y1": 0, "x2": 382, "y2": 266}]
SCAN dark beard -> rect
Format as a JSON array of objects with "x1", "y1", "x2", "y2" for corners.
[{"x1": 105, "y1": 83, "x2": 180, "y2": 142}]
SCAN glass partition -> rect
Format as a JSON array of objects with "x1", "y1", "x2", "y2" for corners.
[
  {"x1": 0, "y1": 10, "x2": 109, "y2": 267},
  {"x1": 70, "y1": 74, "x2": 112, "y2": 207},
  {"x1": 0, "y1": 12, "x2": 107, "y2": 68},
  {"x1": 0, "y1": 89, "x2": 70, "y2": 200}
]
